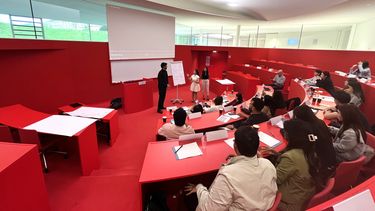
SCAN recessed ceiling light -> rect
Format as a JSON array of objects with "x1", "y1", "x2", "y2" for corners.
[
  {"x1": 227, "y1": 3, "x2": 238, "y2": 7},
  {"x1": 212, "y1": 50, "x2": 217, "y2": 53}
]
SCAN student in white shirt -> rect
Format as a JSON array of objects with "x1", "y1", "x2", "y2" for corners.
[
  {"x1": 184, "y1": 126, "x2": 278, "y2": 211},
  {"x1": 158, "y1": 108, "x2": 195, "y2": 139},
  {"x1": 349, "y1": 61, "x2": 372, "y2": 79},
  {"x1": 271, "y1": 70, "x2": 286, "y2": 90}
]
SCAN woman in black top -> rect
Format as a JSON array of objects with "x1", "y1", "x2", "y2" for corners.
[{"x1": 201, "y1": 67, "x2": 210, "y2": 100}]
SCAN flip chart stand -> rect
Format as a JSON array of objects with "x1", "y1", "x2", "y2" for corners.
[{"x1": 171, "y1": 85, "x2": 184, "y2": 104}]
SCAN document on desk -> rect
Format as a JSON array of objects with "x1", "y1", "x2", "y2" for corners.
[
  {"x1": 320, "y1": 96, "x2": 335, "y2": 102},
  {"x1": 172, "y1": 142, "x2": 203, "y2": 160},
  {"x1": 224, "y1": 113, "x2": 240, "y2": 119},
  {"x1": 66, "y1": 106, "x2": 114, "y2": 119},
  {"x1": 217, "y1": 115, "x2": 231, "y2": 123},
  {"x1": 224, "y1": 138, "x2": 234, "y2": 149},
  {"x1": 216, "y1": 79, "x2": 235, "y2": 85},
  {"x1": 333, "y1": 189, "x2": 375, "y2": 211},
  {"x1": 24, "y1": 115, "x2": 96, "y2": 137},
  {"x1": 258, "y1": 131, "x2": 281, "y2": 148}
]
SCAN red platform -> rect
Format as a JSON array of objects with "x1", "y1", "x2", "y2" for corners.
[
  {"x1": 0, "y1": 104, "x2": 99, "y2": 176},
  {"x1": 123, "y1": 79, "x2": 153, "y2": 114},
  {"x1": 0, "y1": 142, "x2": 50, "y2": 211}
]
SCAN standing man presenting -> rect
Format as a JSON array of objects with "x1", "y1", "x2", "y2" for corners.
[{"x1": 157, "y1": 62, "x2": 169, "y2": 113}]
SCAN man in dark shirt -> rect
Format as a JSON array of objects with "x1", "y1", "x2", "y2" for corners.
[
  {"x1": 157, "y1": 62, "x2": 169, "y2": 113},
  {"x1": 228, "y1": 98, "x2": 270, "y2": 129}
]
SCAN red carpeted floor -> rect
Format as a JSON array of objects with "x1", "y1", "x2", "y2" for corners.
[{"x1": 43, "y1": 85, "x2": 215, "y2": 211}]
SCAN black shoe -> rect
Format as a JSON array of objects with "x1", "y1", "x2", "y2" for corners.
[{"x1": 157, "y1": 110, "x2": 163, "y2": 114}]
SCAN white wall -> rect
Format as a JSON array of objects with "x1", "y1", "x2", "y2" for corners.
[{"x1": 351, "y1": 18, "x2": 375, "y2": 50}]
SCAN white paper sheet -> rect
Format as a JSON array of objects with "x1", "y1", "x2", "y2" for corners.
[
  {"x1": 188, "y1": 112, "x2": 202, "y2": 120},
  {"x1": 216, "y1": 79, "x2": 235, "y2": 85},
  {"x1": 206, "y1": 130, "x2": 228, "y2": 142},
  {"x1": 321, "y1": 96, "x2": 335, "y2": 102},
  {"x1": 225, "y1": 113, "x2": 240, "y2": 119},
  {"x1": 179, "y1": 133, "x2": 203, "y2": 141},
  {"x1": 217, "y1": 115, "x2": 231, "y2": 123},
  {"x1": 224, "y1": 138, "x2": 235, "y2": 149},
  {"x1": 24, "y1": 115, "x2": 96, "y2": 137},
  {"x1": 276, "y1": 121, "x2": 284, "y2": 129},
  {"x1": 287, "y1": 110, "x2": 294, "y2": 118},
  {"x1": 173, "y1": 142, "x2": 203, "y2": 160},
  {"x1": 270, "y1": 116, "x2": 283, "y2": 126},
  {"x1": 258, "y1": 131, "x2": 281, "y2": 148},
  {"x1": 166, "y1": 106, "x2": 178, "y2": 111},
  {"x1": 65, "y1": 106, "x2": 114, "y2": 119},
  {"x1": 333, "y1": 189, "x2": 375, "y2": 211}
]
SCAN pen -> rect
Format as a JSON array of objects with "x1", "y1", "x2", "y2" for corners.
[{"x1": 174, "y1": 145, "x2": 183, "y2": 154}]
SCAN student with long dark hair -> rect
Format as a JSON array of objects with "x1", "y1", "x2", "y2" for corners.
[
  {"x1": 329, "y1": 104, "x2": 368, "y2": 162},
  {"x1": 293, "y1": 105, "x2": 337, "y2": 184},
  {"x1": 344, "y1": 78, "x2": 365, "y2": 107},
  {"x1": 275, "y1": 119, "x2": 320, "y2": 211},
  {"x1": 201, "y1": 66, "x2": 210, "y2": 100}
]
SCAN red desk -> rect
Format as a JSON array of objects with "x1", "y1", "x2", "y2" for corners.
[
  {"x1": 58, "y1": 105, "x2": 120, "y2": 146},
  {"x1": 141, "y1": 122, "x2": 288, "y2": 209},
  {"x1": 0, "y1": 104, "x2": 99, "y2": 176},
  {"x1": 123, "y1": 79, "x2": 153, "y2": 114},
  {"x1": 0, "y1": 142, "x2": 50, "y2": 211},
  {"x1": 308, "y1": 176, "x2": 375, "y2": 211},
  {"x1": 209, "y1": 78, "x2": 235, "y2": 96},
  {"x1": 331, "y1": 73, "x2": 375, "y2": 125},
  {"x1": 250, "y1": 59, "x2": 316, "y2": 80},
  {"x1": 226, "y1": 71, "x2": 261, "y2": 99}
]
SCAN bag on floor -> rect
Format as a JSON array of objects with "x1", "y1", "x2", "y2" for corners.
[{"x1": 109, "y1": 97, "x2": 122, "y2": 110}]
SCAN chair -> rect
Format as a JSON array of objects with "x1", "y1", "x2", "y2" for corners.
[
  {"x1": 18, "y1": 129, "x2": 68, "y2": 172},
  {"x1": 285, "y1": 97, "x2": 301, "y2": 111},
  {"x1": 332, "y1": 155, "x2": 366, "y2": 194},
  {"x1": 274, "y1": 108, "x2": 288, "y2": 116},
  {"x1": 305, "y1": 178, "x2": 335, "y2": 209},
  {"x1": 361, "y1": 132, "x2": 375, "y2": 177},
  {"x1": 0, "y1": 125, "x2": 14, "y2": 142},
  {"x1": 268, "y1": 192, "x2": 282, "y2": 211}
]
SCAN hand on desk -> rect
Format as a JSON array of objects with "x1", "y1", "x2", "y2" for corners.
[
  {"x1": 226, "y1": 125, "x2": 234, "y2": 130},
  {"x1": 184, "y1": 183, "x2": 197, "y2": 196},
  {"x1": 258, "y1": 146, "x2": 278, "y2": 157}
]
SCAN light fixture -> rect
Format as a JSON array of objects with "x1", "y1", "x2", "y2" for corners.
[
  {"x1": 212, "y1": 50, "x2": 217, "y2": 53},
  {"x1": 227, "y1": 3, "x2": 238, "y2": 7}
]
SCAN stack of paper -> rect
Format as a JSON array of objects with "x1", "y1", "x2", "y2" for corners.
[
  {"x1": 258, "y1": 132, "x2": 281, "y2": 148},
  {"x1": 217, "y1": 115, "x2": 231, "y2": 123},
  {"x1": 66, "y1": 106, "x2": 113, "y2": 119},
  {"x1": 224, "y1": 113, "x2": 240, "y2": 119},
  {"x1": 172, "y1": 142, "x2": 203, "y2": 160}
]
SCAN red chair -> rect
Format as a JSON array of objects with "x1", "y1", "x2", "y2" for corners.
[
  {"x1": 332, "y1": 155, "x2": 366, "y2": 195},
  {"x1": 0, "y1": 125, "x2": 13, "y2": 142},
  {"x1": 305, "y1": 178, "x2": 335, "y2": 209},
  {"x1": 274, "y1": 108, "x2": 288, "y2": 117},
  {"x1": 361, "y1": 132, "x2": 375, "y2": 177},
  {"x1": 18, "y1": 129, "x2": 67, "y2": 172},
  {"x1": 268, "y1": 192, "x2": 282, "y2": 211}
]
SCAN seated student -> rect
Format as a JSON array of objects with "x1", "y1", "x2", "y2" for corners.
[
  {"x1": 270, "y1": 70, "x2": 286, "y2": 90},
  {"x1": 262, "y1": 95, "x2": 274, "y2": 118},
  {"x1": 316, "y1": 71, "x2": 335, "y2": 94},
  {"x1": 343, "y1": 78, "x2": 365, "y2": 107},
  {"x1": 229, "y1": 98, "x2": 269, "y2": 129},
  {"x1": 190, "y1": 104, "x2": 204, "y2": 114},
  {"x1": 185, "y1": 126, "x2": 277, "y2": 210},
  {"x1": 349, "y1": 61, "x2": 372, "y2": 79},
  {"x1": 203, "y1": 96, "x2": 223, "y2": 113},
  {"x1": 294, "y1": 105, "x2": 337, "y2": 186},
  {"x1": 224, "y1": 93, "x2": 243, "y2": 107},
  {"x1": 274, "y1": 119, "x2": 320, "y2": 211},
  {"x1": 305, "y1": 70, "x2": 322, "y2": 86},
  {"x1": 272, "y1": 90, "x2": 286, "y2": 110},
  {"x1": 158, "y1": 108, "x2": 194, "y2": 139},
  {"x1": 329, "y1": 104, "x2": 370, "y2": 162},
  {"x1": 324, "y1": 90, "x2": 371, "y2": 132}
]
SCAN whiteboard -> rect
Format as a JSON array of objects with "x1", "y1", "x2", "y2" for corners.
[
  {"x1": 170, "y1": 61, "x2": 186, "y2": 86},
  {"x1": 111, "y1": 59, "x2": 173, "y2": 82}
]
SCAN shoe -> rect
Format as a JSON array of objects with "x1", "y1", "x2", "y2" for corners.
[
  {"x1": 157, "y1": 110, "x2": 163, "y2": 114},
  {"x1": 162, "y1": 107, "x2": 166, "y2": 109}
]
